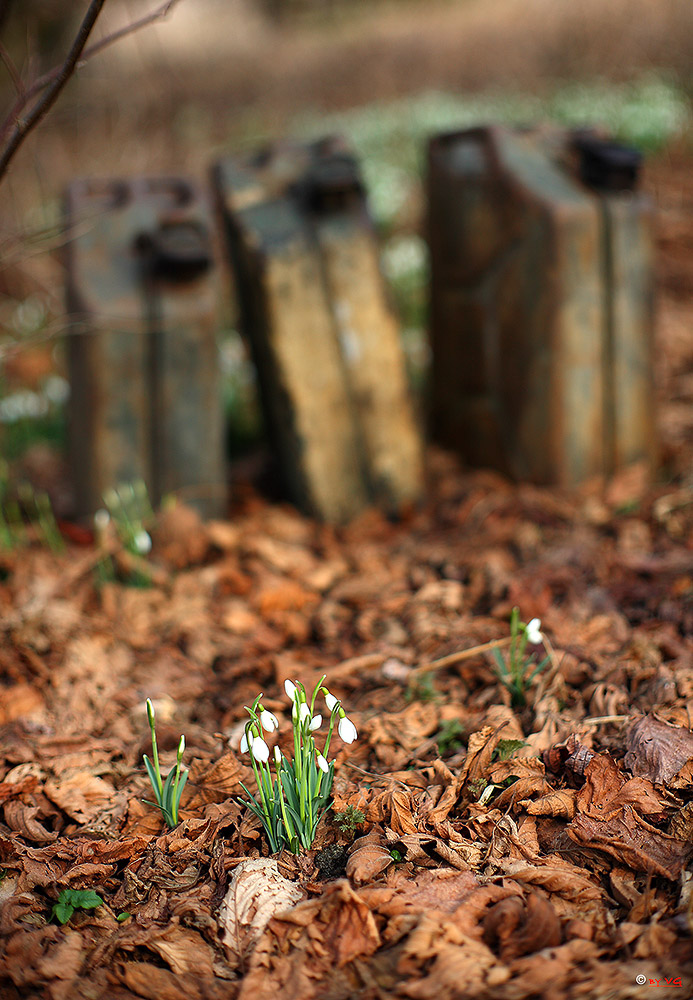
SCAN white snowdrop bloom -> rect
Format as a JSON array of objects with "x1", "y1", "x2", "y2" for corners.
[
  {"x1": 240, "y1": 731, "x2": 249, "y2": 753},
  {"x1": 250, "y1": 736, "x2": 270, "y2": 763},
  {"x1": 260, "y1": 709, "x2": 279, "y2": 732},
  {"x1": 133, "y1": 530, "x2": 152, "y2": 555},
  {"x1": 338, "y1": 716, "x2": 358, "y2": 744},
  {"x1": 284, "y1": 679, "x2": 297, "y2": 700},
  {"x1": 526, "y1": 618, "x2": 542, "y2": 644},
  {"x1": 324, "y1": 692, "x2": 338, "y2": 713},
  {"x1": 298, "y1": 702, "x2": 311, "y2": 725},
  {"x1": 177, "y1": 735, "x2": 185, "y2": 756},
  {"x1": 274, "y1": 745, "x2": 282, "y2": 765},
  {"x1": 309, "y1": 714, "x2": 322, "y2": 732},
  {"x1": 316, "y1": 754, "x2": 329, "y2": 773},
  {"x1": 93, "y1": 508, "x2": 110, "y2": 531}
]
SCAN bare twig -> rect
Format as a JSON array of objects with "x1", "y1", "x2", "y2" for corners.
[
  {"x1": 0, "y1": 0, "x2": 107, "y2": 181},
  {"x1": 411, "y1": 636, "x2": 513, "y2": 677},
  {"x1": 0, "y1": 0, "x2": 184, "y2": 182}
]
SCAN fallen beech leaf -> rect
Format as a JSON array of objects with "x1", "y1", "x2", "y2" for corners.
[
  {"x1": 363, "y1": 867, "x2": 479, "y2": 916},
  {"x1": 624, "y1": 713, "x2": 693, "y2": 784},
  {"x1": 147, "y1": 923, "x2": 215, "y2": 976},
  {"x1": 3, "y1": 800, "x2": 58, "y2": 843},
  {"x1": 346, "y1": 833, "x2": 394, "y2": 884},
  {"x1": 482, "y1": 892, "x2": 562, "y2": 960},
  {"x1": 568, "y1": 805, "x2": 693, "y2": 880},
  {"x1": 44, "y1": 772, "x2": 114, "y2": 823},
  {"x1": 397, "y1": 912, "x2": 505, "y2": 997},
  {"x1": 218, "y1": 858, "x2": 304, "y2": 964},
  {"x1": 524, "y1": 788, "x2": 577, "y2": 819}
]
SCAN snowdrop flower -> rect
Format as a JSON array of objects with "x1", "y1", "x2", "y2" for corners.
[
  {"x1": 274, "y1": 745, "x2": 282, "y2": 766},
  {"x1": 526, "y1": 618, "x2": 542, "y2": 644},
  {"x1": 338, "y1": 715, "x2": 358, "y2": 744},
  {"x1": 309, "y1": 714, "x2": 322, "y2": 732},
  {"x1": 240, "y1": 731, "x2": 250, "y2": 753},
  {"x1": 284, "y1": 679, "x2": 297, "y2": 700},
  {"x1": 250, "y1": 736, "x2": 270, "y2": 763},
  {"x1": 324, "y1": 692, "x2": 339, "y2": 713},
  {"x1": 298, "y1": 702, "x2": 311, "y2": 725},
  {"x1": 133, "y1": 530, "x2": 152, "y2": 555},
  {"x1": 93, "y1": 508, "x2": 110, "y2": 532},
  {"x1": 260, "y1": 708, "x2": 279, "y2": 732},
  {"x1": 316, "y1": 754, "x2": 329, "y2": 773}
]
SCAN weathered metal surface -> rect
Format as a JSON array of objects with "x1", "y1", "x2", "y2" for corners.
[
  {"x1": 65, "y1": 177, "x2": 225, "y2": 519},
  {"x1": 427, "y1": 125, "x2": 656, "y2": 487},
  {"x1": 213, "y1": 138, "x2": 423, "y2": 521}
]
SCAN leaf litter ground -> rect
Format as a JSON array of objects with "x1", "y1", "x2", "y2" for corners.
[{"x1": 2, "y1": 153, "x2": 693, "y2": 999}]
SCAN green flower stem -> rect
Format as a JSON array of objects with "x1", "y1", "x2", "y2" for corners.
[
  {"x1": 310, "y1": 674, "x2": 326, "y2": 715},
  {"x1": 276, "y1": 770, "x2": 297, "y2": 845},
  {"x1": 146, "y1": 700, "x2": 163, "y2": 797}
]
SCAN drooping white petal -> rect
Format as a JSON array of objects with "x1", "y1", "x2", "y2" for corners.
[
  {"x1": 250, "y1": 736, "x2": 270, "y2": 763},
  {"x1": 309, "y1": 714, "x2": 322, "y2": 731},
  {"x1": 526, "y1": 618, "x2": 542, "y2": 644},
  {"x1": 284, "y1": 679, "x2": 297, "y2": 700},
  {"x1": 133, "y1": 529, "x2": 152, "y2": 555},
  {"x1": 324, "y1": 692, "x2": 338, "y2": 712},
  {"x1": 338, "y1": 716, "x2": 358, "y2": 744},
  {"x1": 260, "y1": 709, "x2": 279, "y2": 732},
  {"x1": 274, "y1": 745, "x2": 282, "y2": 765},
  {"x1": 240, "y1": 732, "x2": 249, "y2": 752},
  {"x1": 316, "y1": 753, "x2": 329, "y2": 773}
]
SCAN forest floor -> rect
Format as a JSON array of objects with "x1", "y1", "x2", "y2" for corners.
[{"x1": 1, "y1": 123, "x2": 693, "y2": 1000}]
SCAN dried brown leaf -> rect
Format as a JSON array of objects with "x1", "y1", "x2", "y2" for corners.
[
  {"x1": 568, "y1": 805, "x2": 693, "y2": 880},
  {"x1": 482, "y1": 892, "x2": 562, "y2": 961},
  {"x1": 524, "y1": 788, "x2": 577, "y2": 819},
  {"x1": 218, "y1": 858, "x2": 304, "y2": 964},
  {"x1": 44, "y1": 772, "x2": 114, "y2": 823},
  {"x1": 625, "y1": 713, "x2": 693, "y2": 784},
  {"x1": 346, "y1": 833, "x2": 394, "y2": 884}
]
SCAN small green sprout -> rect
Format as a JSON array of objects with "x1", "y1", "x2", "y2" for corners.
[
  {"x1": 389, "y1": 848, "x2": 403, "y2": 862},
  {"x1": 492, "y1": 608, "x2": 550, "y2": 708},
  {"x1": 142, "y1": 699, "x2": 187, "y2": 828},
  {"x1": 333, "y1": 804, "x2": 366, "y2": 836},
  {"x1": 51, "y1": 888, "x2": 103, "y2": 925},
  {"x1": 116, "y1": 911, "x2": 131, "y2": 922},
  {"x1": 405, "y1": 673, "x2": 439, "y2": 704},
  {"x1": 239, "y1": 676, "x2": 358, "y2": 853},
  {"x1": 436, "y1": 719, "x2": 465, "y2": 755},
  {"x1": 493, "y1": 739, "x2": 527, "y2": 762}
]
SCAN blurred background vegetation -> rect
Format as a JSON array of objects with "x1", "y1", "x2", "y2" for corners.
[{"x1": 0, "y1": 0, "x2": 691, "y2": 496}]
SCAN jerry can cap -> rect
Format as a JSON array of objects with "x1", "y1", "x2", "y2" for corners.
[{"x1": 572, "y1": 131, "x2": 642, "y2": 192}]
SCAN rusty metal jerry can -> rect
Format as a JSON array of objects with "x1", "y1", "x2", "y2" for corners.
[
  {"x1": 212, "y1": 137, "x2": 423, "y2": 522},
  {"x1": 64, "y1": 177, "x2": 225, "y2": 519},
  {"x1": 427, "y1": 125, "x2": 656, "y2": 486}
]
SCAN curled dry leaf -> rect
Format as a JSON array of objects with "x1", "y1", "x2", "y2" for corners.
[
  {"x1": 346, "y1": 833, "x2": 394, "y2": 885},
  {"x1": 218, "y1": 858, "x2": 304, "y2": 965},
  {"x1": 624, "y1": 713, "x2": 693, "y2": 785},
  {"x1": 482, "y1": 892, "x2": 562, "y2": 961},
  {"x1": 3, "y1": 800, "x2": 58, "y2": 843}
]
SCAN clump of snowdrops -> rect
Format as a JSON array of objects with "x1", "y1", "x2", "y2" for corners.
[{"x1": 239, "y1": 675, "x2": 358, "y2": 853}]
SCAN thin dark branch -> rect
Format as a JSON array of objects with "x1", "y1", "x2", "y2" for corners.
[
  {"x1": 15, "y1": 0, "x2": 182, "y2": 115},
  {"x1": 0, "y1": 0, "x2": 108, "y2": 181},
  {"x1": 0, "y1": 0, "x2": 184, "y2": 175}
]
